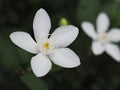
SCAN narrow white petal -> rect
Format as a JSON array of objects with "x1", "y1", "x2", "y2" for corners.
[
  {"x1": 50, "y1": 25, "x2": 79, "y2": 48},
  {"x1": 31, "y1": 53, "x2": 52, "y2": 77},
  {"x1": 105, "y1": 43, "x2": 120, "y2": 62},
  {"x1": 9, "y1": 31, "x2": 38, "y2": 54},
  {"x1": 92, "y1": 41, "x2": 105, "y2": 55},
  {"x1": 50, "y1": 48, "x2": 80, "y2": 68},
  {"x1": 81, "y1": 22, "x2": 97, "y2": 40},
  {"x1": 108, "y1": 28, "x2": 120, "y2": 42},
  {"x1": 97, "y1": 13, "x2": 110, "y2": 34},
  {"x1": 33, "y1": 8, "x2": 51, "y2": 42}
]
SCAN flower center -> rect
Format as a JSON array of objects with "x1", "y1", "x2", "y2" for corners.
[
  {"x1": 99, "y1": 33, "x2": 108, "y2": 43},
  {"x1": 37, "y1": 39, "x2": 55, "y2": 55},
  {"x1": 43, "y1": 42, "x2": 50, "y2": 52},
  {"x1": 101, "y1": 34, "x2": 107, "y2": 40}
]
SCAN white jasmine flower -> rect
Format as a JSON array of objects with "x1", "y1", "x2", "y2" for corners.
[
  {"x1": 10, "y1": 8, "x2": 80, "y2": 77},
  {"x1": 81, "y1": 12, "x2": 120, "y2": 61}
]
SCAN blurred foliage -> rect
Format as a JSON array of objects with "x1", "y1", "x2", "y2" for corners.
[
  {"x1": 21, "y1": 72, "x2": 49, "y2": 90},
  {"x1": 0, "y1": 0, "x2": 120, "y2": 90}
]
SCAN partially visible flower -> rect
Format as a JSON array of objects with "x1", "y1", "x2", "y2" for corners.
[
  {"x1": 81, "y1": 12, "x2": 120, "y2": 61},
  {"x1": 10, "y1": 8, "x2": 80, "y2": 77}
]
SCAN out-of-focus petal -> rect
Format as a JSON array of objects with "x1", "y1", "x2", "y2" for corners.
[
  {"x1": 81, "y1": 22, "x2": 97, "y2": 40},
  {"x1": 97, "y1": 13, "x2": 109, "y2": 34},
  {"x1": 92, "y1": 41, "x2": 104, "y2": 55},
  {"x1": 108, "y1": 28, "x2": 120, "y2": 42},
  {"x1": 105, "y1": 43, "x2": 120, "y2": 62}
]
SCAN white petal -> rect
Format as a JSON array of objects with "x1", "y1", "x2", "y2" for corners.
[
  {"x1": 50, "y1": 25, "x2": 79, "y2": 48},
  {"x1": 97, "y1": 13, "x2": 110, "y2": 34},
  {"x1": 108, "y1": 28, "x2": 120, "y2": 42},
  {"x1": 31, "y1": 53, "x2": 52, "y2": 77},
  {"x1": 9, "y1": 31, "x2": 38, "y2": 54},
  {"x1": 50, "y1": 48, "x2": 80, "y2": 68},
  {"x1": 81, "y1": 22, "x2": 97, "y2": 40},
  {"x1": 105, "y1": 43, "x2": 120, "y2": 62},
  {"x1": 33, "y1": 8, "x2": 51, "y2": 42},
  {"x1": 92, "y1": 41, "x2": 105, "y2": 55}
]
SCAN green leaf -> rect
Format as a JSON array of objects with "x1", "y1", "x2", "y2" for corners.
[{"x1": 20, "y1": 72, "x2": 49, "y2": 90}]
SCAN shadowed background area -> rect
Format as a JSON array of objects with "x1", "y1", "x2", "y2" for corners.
[{"x1": 0, "y1": 0, "x2": 120, "y2": 90}]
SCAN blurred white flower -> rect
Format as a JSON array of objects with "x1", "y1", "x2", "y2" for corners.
[
  {"x1": 81, "y1": 13, "x2": 120, "y2": 61},
  {"x1": 10, "y1": 8, "x2": 80, "y2": 77}
]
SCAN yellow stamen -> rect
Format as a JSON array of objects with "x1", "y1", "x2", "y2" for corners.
[{"x1": 43, "y1": 42, "x2": 50, "y2": 51}]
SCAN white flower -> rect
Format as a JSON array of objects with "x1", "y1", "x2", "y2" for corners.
[
  {"x1": 10, "y1": 8, "x2": 80, "y2": 77},
  {"x1": 81, "y1": 12, "x2": 120, "y2": 61}
]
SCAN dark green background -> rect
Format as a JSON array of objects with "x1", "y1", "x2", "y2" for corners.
[{"x1": 0, "y1": 0, "x2": 120, "y2": 90}]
